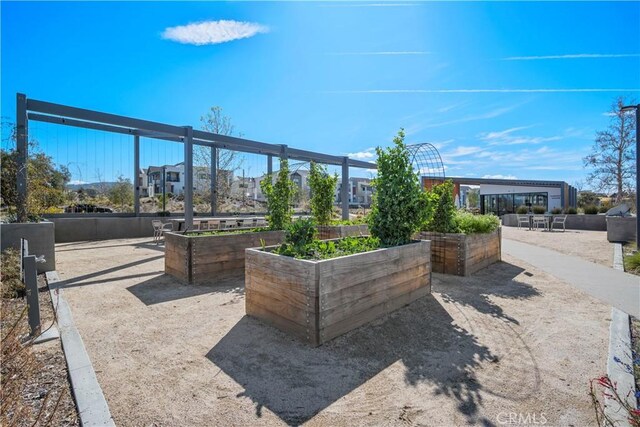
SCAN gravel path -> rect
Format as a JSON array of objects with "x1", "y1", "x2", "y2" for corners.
[
  {"x1": 502, "y1": 226, "x2": 613, "y2": 267},
  {"x1": 54, "y1": 237, "x2": 610, "y2": 426}
]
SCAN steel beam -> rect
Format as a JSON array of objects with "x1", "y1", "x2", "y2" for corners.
[
  {"x1": 16, "y1": 94, "x2": 28, "y2": 222},
  {"x1": 210, "y1": 147, "x2": 217, "y2": 216},
  {"x1": 341, "y1": 157, "x2": 349, "y2": 220},
  {"x1": 27, "y1": 98, "x2": 186, "y2": 137},
  {"x1": 184, "y1": 126, "x2": 194, "y2": 228},
  {"x1": 133, "y1": 135, "x2": 140, "y2": 216}
]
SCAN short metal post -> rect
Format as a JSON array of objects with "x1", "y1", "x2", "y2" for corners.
[
  {"x1": 16, "y1": 93, "x2": 28, "y2": 223},
  {"x1": 24, "y1": 255, "x2": 41, "y2": 337},
  {"x1": 267, "y1": 154, "x2": 273, "y2": 176},
  {"x1": 341, "y1": 157, "x2": 349, "y2": 220},
  {"x1": 133, "y1": 135, "x2": 140, "y2": 216},
  {"x1": 211, "y1": 146, "x2": 217, "y2": 216}
]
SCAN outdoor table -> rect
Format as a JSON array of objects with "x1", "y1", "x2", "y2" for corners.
[{"x1": 526, "y1": 213, "x2": 553, "y2": 231}]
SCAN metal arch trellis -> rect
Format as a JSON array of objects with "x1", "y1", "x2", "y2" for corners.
[{"x1": 406, "y1": 142, "x2": 446, "y2": 182}]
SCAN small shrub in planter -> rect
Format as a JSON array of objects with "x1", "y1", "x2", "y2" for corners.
[
  {"x1": 454, "y1": 211, "x2": 500, "y2": 234},
  {"x1": 551, "y1": 207, "x2": 562, "y2": 214},
  {"x1": 532, "y1": 205, "x2": 546, "y2": 214},
  {"x1": 516, "y1": 205, "x2": 529, "y2": 214},
  {"x1": 260, "y1": 158, "x2": 296, "y2": 230},
  {"x1": 308, "y1": 162, "x2": 338, "y2": 226},
  {"x1": 584, "y1": 205, "x2": 599, "y2": 215},
  {"x1": 566, "y1": 207, "x2": 577, "y2": 214}
]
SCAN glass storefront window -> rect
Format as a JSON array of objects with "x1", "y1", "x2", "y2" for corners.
[{"x1": 481, "y1": 192, "x2": 548, "y2": 216}]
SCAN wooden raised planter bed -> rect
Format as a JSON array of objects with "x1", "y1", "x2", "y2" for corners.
[
  {"x1": 415, "y1": 227, "x2": 501, "y2": 276},
  {"x1": 316, "y1": 224, "x2": 369, "y2": 239},
  {"x1": 165, "y1": 230, "x2": 285, "y2": 283},
  {"x1": 245, "y1": 239, "x2": 431, "y2": 346}
]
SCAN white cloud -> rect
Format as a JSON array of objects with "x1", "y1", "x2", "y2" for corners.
[
  {"x1": 479, "y1": 127, "x2": 562, "y2": 146},
  {"x1": 482, "y1": 174, "x2": 518, "y2": 180},
  {"x1": 68, "y1": 180, "x2": 88, "y2": 185},
  {"x1": 503, "y1": 53, "x2": 640, "y2": 61},
  {"x1": 162, "y1": 20, "x2": 269, "y2": 45},
  {"x1": 347, "y1": 147, "x2": 376, "y2": 160},
  {"x1": 420, "y1": 105, "x2": 518, "y2": 129}
]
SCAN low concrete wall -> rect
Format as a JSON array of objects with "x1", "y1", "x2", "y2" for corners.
[
  {"x1": 0, "y1": 221, "x2": 55, "y2": 272},
  {"x1": 606, "y1": 216, "x2": 637, "y2": 242},
  {"x1": 502, "y1": 214, "x2": 607, "y2": 231},
  {"x1": 47, "y1": 216, "x2": 176, "y2": 243}
]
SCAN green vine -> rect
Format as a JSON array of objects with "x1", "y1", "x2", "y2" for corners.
[
  {"x1": 260, "y1": 158, "x2": 296, "y2": 230},
  {"x1": 308, "y1": 161, "x2": 338, "y2": 226}
]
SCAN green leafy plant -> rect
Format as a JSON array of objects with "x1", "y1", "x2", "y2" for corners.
[
  {"x1": 308, "y1": 162, "x2": 338, "y2": 226},
  {"x1": 624, "y1": 250, "x2": 640, "y2": 274},
  {"x1": 551, "y1": 207, "x2": 562, "y2": 214},
  {"x1": 598, "y1": 205, "x2": 609, "y2": 213},
  {"x1": 566, "y1": 207, "x2": 578, "y2": 214},
  {"x1": 532, "y1": 205, "x2": 546, "y2": 214},
  {"x1": 516, "y1": 205, "x2": 529, "y2": 214},
  {"x1": 454, "y1": 211, "x2": 500, "y2": 235},
  {"x1": 423, "y1": 180, "x2": 458, "y2": 233},
  {"x1": 260, "y1": 158, "x2": 296, "y2": 230},
  {"x1": 584, "y1": 205, "x2": 599, "y2": 215},
  {"x1": 369, "y1": 129, "x2": 432, "y2": 246},
  {"x1": 274, "y1": 235, "x2": 381, "y2": 260}
]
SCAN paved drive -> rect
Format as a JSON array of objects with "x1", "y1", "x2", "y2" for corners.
[{"x1": 503, "y1": 238, "x2": 640, "y2": 317}]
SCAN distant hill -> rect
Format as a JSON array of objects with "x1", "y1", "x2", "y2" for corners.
[{"x1": 66, "y1": 182, "x2": 118, "y2": 191}]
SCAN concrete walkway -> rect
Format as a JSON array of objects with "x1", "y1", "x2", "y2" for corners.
[{"x1": 503, "y1": 239, "x2": 640, "y2": 318}]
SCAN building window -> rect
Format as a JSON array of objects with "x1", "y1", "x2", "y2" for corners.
[
  {"x1": 166, "y1": 172, "x2": 180, "y2": 182},
  {"x1": 481, "y1": 192, "x2": 548, "y2": 216}
]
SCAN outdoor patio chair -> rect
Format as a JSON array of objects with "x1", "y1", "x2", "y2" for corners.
[
  {"x1": 551, "y1": 215, "x2": 567, "y2": 232},
  {"x1": 516, "y1": 214, "x2": 530, "y2": 229},
  {"x1": 152, "y1": 220, "x2": 173, "y2": 243},
  {"x1": 532, "y1": 215, "x2": 547, "y2": 230}
]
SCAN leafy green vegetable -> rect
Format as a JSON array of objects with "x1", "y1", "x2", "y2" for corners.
[
  {"x1": 454, "y1": 211, "x2": 500, "y2": 235},
  {"x1": 274, "y1": 235, "x2": 382, "y2": 260}
]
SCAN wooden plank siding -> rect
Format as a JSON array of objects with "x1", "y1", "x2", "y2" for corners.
[
  {"x1": 416, "y1": 227, "x2": 501, "y2": 276},
  {"x1": 244, "y1": 239, "x2": 431, "y2": 347},
  {"x1": 164, "y1": 230, "x2": 285, "y2": 284}
]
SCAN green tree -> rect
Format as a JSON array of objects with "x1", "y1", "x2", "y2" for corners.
[
  {"x1": 584, "y1": 96, "x2": 637, "y2": 203},
  {"x1": 1, "y1": 128, "x2": 70, "y2": 219},
  {"x1": 466, "y1": 188, "x2": 479, "y2": 208},
  {"x1": 308, "y1": 162, "x2": 338, "y2": 226},
  {"x1": 108, "y1": 175, "x2": 134, "y2": 211},
  {"x1": 260, "y1": 159, "x2": 296, "y2": 230},
  {"x1": 424, "y1": 180, "x2": 458, "y2": 233},
  {"x1": 368, "y1": 129, "x2": 432, "y2": 246}
]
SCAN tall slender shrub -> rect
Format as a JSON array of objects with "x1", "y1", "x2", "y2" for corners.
[
  {"x1": 260, "y1": 159, "x2": 296, "y2": 230},
  {"x1": 308, "y1": 162, "x2": 338, "y2": 226},
  {"x1": 424, "y1": 180, "x2": 458, "y2": 233},
  {"x1": 369, "y1": 129, "x2": 431, "y2": 246}
]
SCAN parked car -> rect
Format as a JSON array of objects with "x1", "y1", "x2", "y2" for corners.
[{"x1": 64, "y1": 204, "x2": 113, "y2": 213}]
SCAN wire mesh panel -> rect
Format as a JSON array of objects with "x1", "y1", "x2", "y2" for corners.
[{"x1": 406, "y1": 143, "x2": 446, "y2": 184}]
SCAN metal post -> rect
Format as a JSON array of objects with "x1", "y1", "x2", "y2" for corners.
[
  {"x1": 162, "y1": 166, "x2": 166, "y2": 212},
  {"x1": 184, "y1": 126, "x2": 194, "y2": 228},
  {"x1": 267, "y1": 154, "x2": 273, "y2": 175},
  {"x1": 133, "y1": 135, "x2": 140, "y2": 216},
  {"x1": 24, "y1": 255, "x2": 40, "y2": 336},
  {"x1": 16, "y1": 93, "x2": 28, "y2": 222},
  {"x1": 211, "y1": 146, "x2": 217, "y2": 216},
  {"x1": 341, "y1": 156, "x2": 349, "y2": 220}
]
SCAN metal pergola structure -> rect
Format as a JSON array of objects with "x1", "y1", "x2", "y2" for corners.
[{"x1": 15, "y1": 93, "x2": 377, "y2": 224}]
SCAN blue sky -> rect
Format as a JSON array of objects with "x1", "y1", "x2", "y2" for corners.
[{"x1": 2, "y1": 1, "x2": 639, "y2": 187}]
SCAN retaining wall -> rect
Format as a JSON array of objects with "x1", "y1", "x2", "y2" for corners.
[
  {"x1": 502, "y1": 214, "x2": 607, "y2": 231},
  {"x1": 0, "y1": 221, "x2": 55, "y2": 272},
  {"x1": 606, "y1": 216, "x2": 637, "y2": 242},
  {"x1": 47, "y1": 216, "x2": 175, "y2": 243}
]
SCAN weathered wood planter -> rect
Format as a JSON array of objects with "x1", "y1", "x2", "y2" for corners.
[
  {"x1": 165, "y1": 230, "x2": 285, "y2": 283},
  {"x1": 415, "y1": 227, "x2": 501, "y2": 276},
  {"x1": 245, "y1": 239, "x2": 431, "y2": 346},
  {"x1": 316, "y1": 224, "x2": 369, "y2": 239}
]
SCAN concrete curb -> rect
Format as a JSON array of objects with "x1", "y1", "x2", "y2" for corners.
[
  {"x1": 46, "y1": 271, "x2": 115, "y2": 427},
  {"x1": 605, "y1": 244, "x2": 638, "y2": 426}
]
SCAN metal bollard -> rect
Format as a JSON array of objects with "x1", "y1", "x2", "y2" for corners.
[{"x1": 23, "y1": 255, "x2": 41, "y2": 337}]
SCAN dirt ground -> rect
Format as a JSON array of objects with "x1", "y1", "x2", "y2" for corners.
[
  {"x1": 53, "y1": 237, "x2": 610, "y2": 426},
  {"x1": 502, "y1": 226, "x2": 614, "y2": 267}
]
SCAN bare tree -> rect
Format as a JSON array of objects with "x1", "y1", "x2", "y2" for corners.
[
  {"x1": 193, "y1": 107, "x2": 243, "y2": 209},
  {"x1": 584, "y1": 96, "x2": 637, "y2": 203}
]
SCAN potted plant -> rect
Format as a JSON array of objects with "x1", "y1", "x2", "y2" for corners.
[
  {"x1": 164, "y1": 159, "x2": 294, "y2": 284},
  {"x1": 245, "y1": 129, "x2": 432, "y2": 346},
  {"x1": 416, "y1": 180, "x2": 501, "y2": 276}
]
